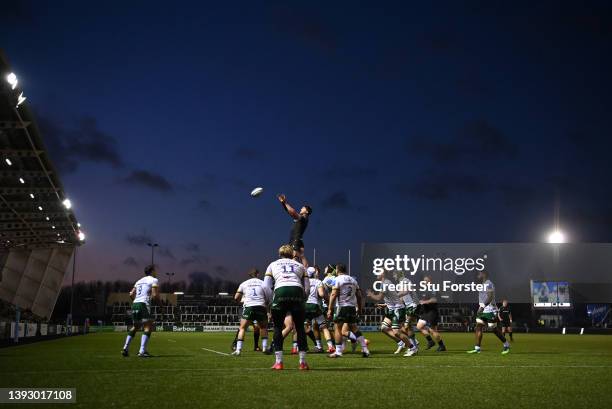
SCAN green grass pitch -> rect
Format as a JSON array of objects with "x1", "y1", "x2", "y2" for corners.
[{"x1": 1, "y1": 332, "x2": 611, "y2": 408}]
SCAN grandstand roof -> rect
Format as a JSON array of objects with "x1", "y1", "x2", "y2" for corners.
[{"x1": 0, "y1": 51, "x2": 83, "y2": 250}]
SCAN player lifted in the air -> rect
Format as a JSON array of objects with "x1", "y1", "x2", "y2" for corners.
[
  {"x1": 327, "y1": 264, "x2": 370, "y2": 358},
  {"x1": 277, "y1": 194, "x2": 312, "y2": 259},
  {"x1": 232, "y1": 268, "x2": 272, "y2": 356},
  {"x1": 121, "y1": 264, "x2": 159, "y2": 358},
  {"x1": 264, "y1": 244, "x2": 311, "y2": 370},
  {"x1": 467, "y1": 271, "x2": 510, "y2": 354}
]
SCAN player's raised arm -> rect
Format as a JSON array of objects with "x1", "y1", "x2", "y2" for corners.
[{"x1": 278, "y1": 194, "x2": 300, "y2": 220}]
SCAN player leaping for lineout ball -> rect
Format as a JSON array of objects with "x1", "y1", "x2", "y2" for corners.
[
  {"x1": 277, "y1": 194, "x2": 311, "y2": 263},
  {"x1": 232, "y1": 268, "x2": 272, "y2": 356},
  {"x1": 121, "y1": 264, "x2": 159, "y2": 358},
  {"x1": 467, "y1": 271, "x2": 510, "y2": 355},
  {"x1": 327, "y1": 264, "x2": 370, "y2": 358},
  {"x1": 264, "y1": 244, "x2": 310, "y2": 370}
]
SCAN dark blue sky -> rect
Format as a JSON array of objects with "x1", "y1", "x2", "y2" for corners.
[{"x1": 2, "y1": 1, "x2": 611, "y2": 283}]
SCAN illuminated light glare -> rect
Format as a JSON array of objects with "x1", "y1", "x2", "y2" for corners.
[
  {"x1": 547, "y1": 230, "x2": 566, "y2": 244},
  {"x1": 38, "y1": 206, "x2": 43, "y2": 211},
  {"x1": 5, "y1": 158, "x2": 12, "y2": 166},
  {"x1": 17, "y1": 92, "x2": 26, "y2": 107},
  {"x1": 19, "y1": 177, "x2": 25, "y2": 184},
  {"x1": 62, "y1": 198, "x2": 72, "y2": 209},
  {"x1": 78, "y1": 231, "x2": 86, "y2": 241},
  {"x1": 6, "y1": 72, "x2": 17, "y2": 89},
  {"x1": 77, "y1": 223, "x2": 81, "y2": 227},
  {"x1": 45, "y1": 216, "x2": 50, "y2": 221},
  {"x1": 29, "y1": 193, "x2": 35, "y2": 199},
  {"x1": 51, "y1": 225, "x2": 56, "y2": 229}
]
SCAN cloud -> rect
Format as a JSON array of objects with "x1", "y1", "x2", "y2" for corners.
[
  {"x1": 271, "y1": 5, "x2": 337, "y2": 53},
  {"x1": 38, "y1": 115, "x2": 123, "y2": 174},
  {"x1": 409, "y1": 120, "x2": 517, "y2": 162},
  {"x1": 123, "y1": 257, "x2": 139, "y2": 267},
  {"x1": 180, "y1": 257, "x2": 200, "y2": 268},
  {"x1": 321, "y1": 165, "x2": 378, "y2": 180},
  {"x1": 233, "y1": 147, "x2": 261, "y2": 161},
  {"x1": 197, "y1": 199, "x2": 212, "y2": 210},
  {"x1": 184, "y1": 242, "x2": 200, "y2": 253},
  {"x1": 321, "y1": 191, "x2": 351, "y2": 210},
  {"x1": 397, "y1": 171, "x2": 492, "y2": 200},
  {"x1": 126, "y1": 233, "x2": 154, "y2": 246},
  {"x1": 157, "y1": 248, "x2": 176, "y2": 260},
  {"x1": 120, "y1": 170, "x2": 173, "y2": 192}
]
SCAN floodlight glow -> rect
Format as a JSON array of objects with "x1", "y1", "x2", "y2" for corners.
[
  {"x1": 17, "y1": 92, "x2": 26, "y2": 106},
  {"x1": 51, "y1": 225, "x2": 56, "y2": 229},
  {"x1": 62, "y1": 198, "x2": 72, "y2": 209},
  {"x1": 19, "y1": 177, "x2": 25, "y2": 184},
  {"x1": 547, "y1": 230, "x2": 566, "y2": 244},
  {"x1": 77, "y1": 223, "x2": 81, "y2": 227},
  {"x1": 29, "y1": 193, "x2": 35, "y2": 199},
  {"x1": 45, "y1": 216, "x2": 50, "y2": 221},
  {"x1": 5, "y1": 158, "x2": 12, "y2": 166},
  {"x1": 174, "y1": 292, "x2": 184, "y2": 295},
  {"x1": 38, "y1": 206, "x2": 43, "y2": 211},
  {"x1": 6, "y1": 72, "x2": 17, "y2": 89},
  {"x1": 78, "y1": 231, "x2": 86, "y2": 241}
]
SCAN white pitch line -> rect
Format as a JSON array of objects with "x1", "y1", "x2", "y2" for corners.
[
  {"x1": 201, "y1": 347, "x2": 230, "y2": 356},
  {"x1": 167, "y1": 339, "x2": 176, "y2": 343}
]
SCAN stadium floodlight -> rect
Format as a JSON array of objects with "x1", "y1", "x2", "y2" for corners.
[
  {"x1": 38, "y1": 205, "x2": 43, "y2": 211},
  {"x1": 173, "y1": 291, "x2": 184, "y2": 295},
  {"x1": 45, "y1": 216, "x2": 50, "y2": 221},
  {"x1": 5, "y1": 158, "x2": 12, "y2": 166},
  {"x1": 29, "y1": 193, "x2": 34, "y2": 199},
  {"x1": 218, "y1": 292, "x2": 229, "y2": 296},
  {"x1": 78, "y1": 231, "x2": 86, "y2": 241},
  {"x1": 17, "y1": 92, "x2": 26, "y2": 106},
  {"x1": 19, "y1": 177, "x2": 25, "y2": 184},
  {"x1": 6, "y1": 72, "x2": 17, "y2": 89},
  {"x1": 77, "y1": 223, "x2": 81, "y2": 227},
  {"x1": 62, "y1": 198, "x2": 72, "y2": 209},
  {"x1": 547, "y1": 230, "x2": 566, "y2": 244},
  {"x1": 51, "y1": 225, "x2": 56, "y2": 229}
]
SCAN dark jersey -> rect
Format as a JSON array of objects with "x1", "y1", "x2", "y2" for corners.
[
  {"x1": 290, "y1": 215, "x2": 309, "y2": 242},
  {"x1": 499, "y1": 305, "x2": 511, "y2": 322},
  {"x1": 419, "y1": 289, "x2": 438, "y2": 312}
]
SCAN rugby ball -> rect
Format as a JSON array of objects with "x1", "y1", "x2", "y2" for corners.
[{"x1": 250, "y1": 187, "x2": 264, "y2": 197}]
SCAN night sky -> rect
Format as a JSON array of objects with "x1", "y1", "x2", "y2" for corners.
[{"x1": 2, "y1": 1, "x2": 611, "y2": 284}]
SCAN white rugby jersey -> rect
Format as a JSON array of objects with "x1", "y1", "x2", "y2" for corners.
[
  {"x1": 333, "y1": 274, "x2": 359, "y2": 307},
  {"x1": 381, "y1": 278, "x2": 404, "y2": 309},
  {"x1": 306, "y1": 278, "x2": 322, "y2": 305},
  {"x1": 237, "y1": 278, "x2": 270, "y2": 307},
  {"x1": 479, "y1": 279, "x2": 498, "y2": 313},
  {"x1": 133, "y1": 276, "x2": 159, "y2": 305},
  {"x1": 265, "y1": 258, "x2": 306, "y2": 289},
  {"x1": 398, "y1": 277, "x2": 418, "y2": 307}
]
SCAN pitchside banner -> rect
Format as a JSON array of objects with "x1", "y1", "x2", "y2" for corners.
[{"x1": 360, "y1": 243, "x2": 612, "y2": 304}]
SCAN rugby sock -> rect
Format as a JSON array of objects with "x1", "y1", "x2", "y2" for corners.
[
  {"x1": 335, "y1": 343, "x2": 344, "y2": 355},
  {"x1": 397, "y1": 340, "x2": 405, "y2": 348},
  {"x1": 275, "y1": 350, "x2": 283, "y2": 364},
  {"x1": 425, "y1": 335, "x2": 434, "y2": 343},
  {"x1": 254, "y1": 330, "x2": 260, "y2": 349},
  {"x1": 139, "y1": 333, "x2": 150, "y2": 354},
  {"x1": 299, "y1": 351, "x2": 307, "y2": 364},
  {"x1": 326, "y1": 339, "x2": 334, "y2": 348},
  {"x1": 349, "y1": 332, "x2": 357, "y2": 342},
  {"x1": 262, "y1": 337, "x2": 268, "y2": 351},
  {"x1": 124, "y1": 329, "x2": 136, "y2": 349},
  {"x1": 503, "y1": 341, "x2": 510, "y2": 348},
  {"x1": 236, "y1": 340, "x2": 243, "y2": 352},
  {"x1": 292, "y1": 341, "x2": 298, "y2": 349},
  {"x1": 474, "y1": 345, "x2": 481, "y2": 351},
  {"x1": 316, "y1": 339, "x2": 322, "y2": 348},
  {"x1": 357, "y1": 335, "x2": 369, "y2": 353},
  {"x1": 306, "y1": 330, "x2": 316, "y2": 344},
  {"x1": 509, "y1": 332, "x2": 514, "y2": 341},
  {"x1": 438, "y1": 340, "x2": 445, "y2": 347}
]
